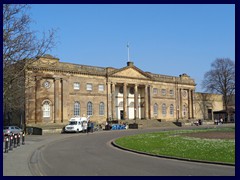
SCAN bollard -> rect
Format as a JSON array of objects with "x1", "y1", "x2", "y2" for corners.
[
  {"x1": 4, "y1": 136, "x2": 9, "y2": 153},
  {"x1": 17, "y1": 133, "x2": 20, "y2": 146},
  {"x1": 14, "y1": 134, "x2": 17, "y2": 148},
  {"x1": 22, "y1": 132, "x2": 25, "y2": 145},
  {"x1": 9, "y1": 134, "x2": 13, "y2": 151}
]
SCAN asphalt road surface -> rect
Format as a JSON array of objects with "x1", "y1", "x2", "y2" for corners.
[{"x1": 29, "y1": 128, "x2": 235, "y2": 176}]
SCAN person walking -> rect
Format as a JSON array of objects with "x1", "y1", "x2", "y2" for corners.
[
  {"x1": 220, "y1": 118, "x2": 223, "y2": 124},
  {"x1": 87, "y1": 120, "x2": 91, "y2": 133},
  {"x1": 90, "y1": 122, "x2": 94, "y2": 133},
  {"x1": 83, "y1": 121, "x2": 87, "y2": 133}
]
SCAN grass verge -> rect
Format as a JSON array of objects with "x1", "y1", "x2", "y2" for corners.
[{"x1": 115, "y1": 127, "x2": 235, "y2": 164}]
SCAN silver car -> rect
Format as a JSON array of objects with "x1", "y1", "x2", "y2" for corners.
[{"x1": 3, "y1": 126, "x2": 23, "y2": 136}]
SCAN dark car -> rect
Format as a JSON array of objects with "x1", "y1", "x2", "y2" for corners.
[{"x1": 3, "y1": 126, "x2": 23, "y2": 136}]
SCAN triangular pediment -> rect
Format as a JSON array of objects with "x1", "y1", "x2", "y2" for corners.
[{"x1": 110, "y1": 66, "x2": 150, "y2": 79}]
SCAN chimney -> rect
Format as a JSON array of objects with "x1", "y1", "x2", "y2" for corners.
[{"x1": 127, "y1": 61, "x2": 134, "y2": 66}]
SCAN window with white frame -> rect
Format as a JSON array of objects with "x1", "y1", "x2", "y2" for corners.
[
  {"x1": 99, "y1": 102, "x2": 104, "y2": 115},
  {"x1": 73, "y1": 82, "x2": 80, "y2": 90},
  {"x1": 153, "y1": 88, "x2": 158, "y2": 95},
  {"x1": 74, "y1": 102, "x2": 80, "y2": 116},
  {"x1": 154, "y1": 103, "x2": 158, "y2": 115},
  {"x1": 87, "y1": 101, "x2": 93, "y2": 116},
  {"x1": 170, "y1": 104, "x2": 174, "y2": 116},
  {"x1": 43, "y1": 101, "x2": 50, "y2": 117},
  {"x1": 169, "y1": 89, "x2": 174, "y2": 96},
  {"x1": 98, "y1": 84, "x2": 104, "y2": 91},
  {"x1": 161, "y1": 89, "x2": 166, "y2": 96},
  {"x1": 162, "y1": 103, "x2": 166, "y2": 116},
  {"x1": 86, "y1": 83, "x2": 93, "y2": 91}
]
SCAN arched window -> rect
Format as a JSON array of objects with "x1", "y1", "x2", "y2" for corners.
[
  {"x1": 99, "y1": 102, "x2": 104, "y2": 115},
  {"x1": 87, "y1": 102, "x2": 93, "y2": 116},
  {"x1": 43, "y1": 101, "x2": 50, "y2": 117},
  {"x1": 170, "y1": 104, "x2": 174, "y2": 116},
  {"x1": 162, "y1": 103, "x2": 166, "y2": 116},
  {"x1": 74, "y1": 102, "x2": 80, "y2": 116},
  {"x1": 129, "y1": 102, "x2": 134, "y2": 107},
  {"x1": 119, "y1": 87, "x2": 123, "y2": 94},
  {"x1": 119, "y1": 101, "x2": 123, "y2": 107},
  {"x1": 154, "y1": 103, "x2": 158, "y2": 115},
  {"x1": 130, "y1": 87, "x2": 134, "y2": 94}
]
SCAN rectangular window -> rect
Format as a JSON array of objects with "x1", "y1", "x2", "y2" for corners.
[
  {"x1": 86, "y1": 83, "x2": 93, "y2": 91},
  {"x1": 74, "y1": 82, "x2": 80, "y2": 90},
  {"x1": 153, "y1": 88, "x2": 158, "y2": 95},
  {"x1": 161, "y1": 89, "x2": 166, "y2": 96},
  {"x1": 98, "y1": 84, "x2": 104, "y2": 91},
  {"x1": 170, "y1": 89, "x2": 174, "y2": 96}
]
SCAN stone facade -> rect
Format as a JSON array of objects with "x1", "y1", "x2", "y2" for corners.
[
  {"x1": 194, "y1": 92, "x2": 223, "y2": 120},
  {"x1": 24, "y1": 55, "x2": 223, "y2": 125}
]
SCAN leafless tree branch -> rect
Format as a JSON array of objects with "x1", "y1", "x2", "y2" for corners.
[{"x1": 3, "y1": 4, "x2": 57, "y2": 124}]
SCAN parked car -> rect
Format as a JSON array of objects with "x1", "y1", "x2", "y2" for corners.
[{"x1": 3, "y1": 126, "x2": 23, "y2": 136}]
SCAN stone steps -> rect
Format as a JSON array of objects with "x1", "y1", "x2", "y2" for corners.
[{"x1": 116, "y1": 119, "x2": 181, "y2": 129}]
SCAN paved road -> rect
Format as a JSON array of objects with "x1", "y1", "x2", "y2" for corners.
[
  {"x1": 3, "y1": 125, "x2": 235, "y2": 176},
  {"x1": 28, "y1": 127, "x2": 235, "y2": 176}
]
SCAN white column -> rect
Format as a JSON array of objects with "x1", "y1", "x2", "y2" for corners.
[
  {"x1": 123, "y1": 83, "x2": 128, "y2": 120},
  {"x1": 144, "y1": 85, "x2": 149, "y2": 119},
  {"x1": 111, "y1": 83, "x2": 116, "y2": 120},
  {"x1": 149, "y1": 85, "x2": 153, "y2": 119},
  {"x1": 134, "y1": 84, "x2": 139, "y2": 119}
]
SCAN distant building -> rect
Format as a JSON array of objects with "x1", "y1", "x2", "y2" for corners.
[
  {"x1": 213, "y1": 94, "x2": 235, "y2": 122},
  {"x1": 194, "y1": 92, "x2": 223, "y2": 120}
]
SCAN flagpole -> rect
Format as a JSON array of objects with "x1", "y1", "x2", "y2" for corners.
[{"x1": 127, "y1": 42, "x2": 130, "y2": 62}]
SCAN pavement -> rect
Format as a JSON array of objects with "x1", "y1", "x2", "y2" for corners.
[
  {"x1": 3, "y1": 133, "x2": 79, "y2": 176},
  {"x1": 2, "y1": 123, "x2": 235, "y2": 176}
]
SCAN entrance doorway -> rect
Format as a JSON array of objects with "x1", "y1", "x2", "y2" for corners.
[
  {"x1": 120, "y1": 110, "x2": 124, "y2": 120},
  {"x1": 208, "y1": 109, "x2": 212, "y2": 120}
]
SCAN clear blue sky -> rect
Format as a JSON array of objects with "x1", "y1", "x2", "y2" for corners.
[{"x1": 29, "y1": 4, "x2": 235, "y2": 92}]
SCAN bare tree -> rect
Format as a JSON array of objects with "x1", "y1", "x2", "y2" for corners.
[
  {"x1": 3, "y1": 4, "x2": 56, "y2": 125},
  {"x1": 202, "y1": 58, "x2": 235, "y2": 121}
]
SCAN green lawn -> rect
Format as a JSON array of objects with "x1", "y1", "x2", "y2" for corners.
[{"x1": 115, "y1": 127, "x2": 235, "y2": 164}]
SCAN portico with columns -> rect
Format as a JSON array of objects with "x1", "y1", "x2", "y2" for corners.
[{"x1": 108, "y1": 83, "x2": 150, "y2": 120}]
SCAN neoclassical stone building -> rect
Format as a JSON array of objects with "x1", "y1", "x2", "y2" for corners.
[{"x1": 24, "y1": 55, "x2": 223, "y2": 125}]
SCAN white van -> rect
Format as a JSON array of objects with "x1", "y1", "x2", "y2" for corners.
[{"x1": 65, "y1": 116, "x2": 90, "y2": 133}]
